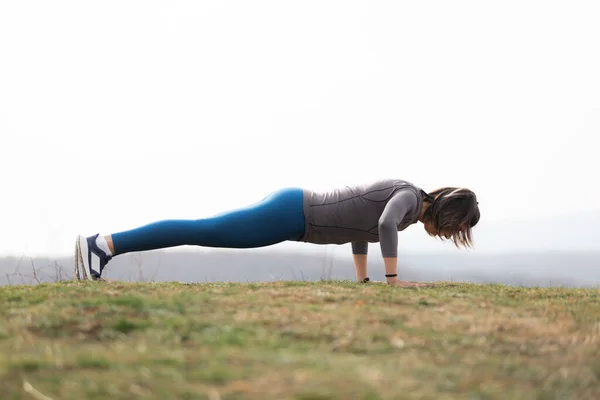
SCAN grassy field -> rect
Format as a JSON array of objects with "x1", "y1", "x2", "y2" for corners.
[{"x1": 0, "y1": 280, "x2": 599, "y2": 400}]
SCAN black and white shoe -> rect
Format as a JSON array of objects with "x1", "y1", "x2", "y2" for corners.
[{"x1": 74, "y1": 234, "x2": 112, "y2": 281}]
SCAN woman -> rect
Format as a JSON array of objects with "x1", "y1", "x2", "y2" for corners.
[{"x1": 75, "y1": 179, "x2": 480, "y2": 286}]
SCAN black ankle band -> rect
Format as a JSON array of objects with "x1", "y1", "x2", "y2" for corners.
[
  {"x1": 362, "y1": 277, "x2": 370, "y2": 283},
  {"x1": 385, "y1": 274, "x2": 397, "y2": 278}
]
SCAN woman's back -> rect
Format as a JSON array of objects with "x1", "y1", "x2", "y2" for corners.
[{"x1": 300, "y1": 179, "x2": 425, "y2": 245}]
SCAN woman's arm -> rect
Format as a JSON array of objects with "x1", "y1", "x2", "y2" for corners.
[
  {"x1": 351, "y1": 241, "x2": 369, "y2": 282},
  {"x1": 352, "y1": 253, "x2": 368, "y2": 282},
  {"x1": 378, "y1": 191, "x2": 416, "y2": 258},
  {"x1": 378, "y1": 191, "x2": 420, "y2": 286}
]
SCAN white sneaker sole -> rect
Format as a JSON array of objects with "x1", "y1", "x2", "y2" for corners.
[{"x1": 74, "y1": 235, "x2": 94, "y2": 281}]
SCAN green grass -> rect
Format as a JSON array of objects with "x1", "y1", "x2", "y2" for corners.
[{"x1": 1, "y1": 280, "x2": 599, "y2": 399}]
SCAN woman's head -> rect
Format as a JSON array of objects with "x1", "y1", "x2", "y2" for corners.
[{"x1": 421, "y1": 187, "x2": 480, "y2": 248}]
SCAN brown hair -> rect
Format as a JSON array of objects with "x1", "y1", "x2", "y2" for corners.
[{"x1": 423, "y1": 187, "x2": 480, "y2": 248}]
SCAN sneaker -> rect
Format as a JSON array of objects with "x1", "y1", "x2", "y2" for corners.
[{"x1": 74, "y1": 234, "x2": 112, "y2": 281}]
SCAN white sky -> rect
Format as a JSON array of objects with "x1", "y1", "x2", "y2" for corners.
[{"x1": 1, "y1": 1, "x2": 599, "y2": 256}]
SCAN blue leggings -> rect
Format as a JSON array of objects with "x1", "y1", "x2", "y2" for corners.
[{"x1": 111, "y1": 188, "x2": 306, "y2": 256}]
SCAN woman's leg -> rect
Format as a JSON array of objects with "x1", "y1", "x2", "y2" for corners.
[
  {"x1": 112, "y1": 187, "x2": 305, "y2": 255},
  {"x1": 76, "y1": 188, "x2": 305, "y2": 280}
]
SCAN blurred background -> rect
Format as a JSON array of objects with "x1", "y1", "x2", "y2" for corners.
[{"x1": 1, "y1": 1, "x2": 598, "y2": 287}]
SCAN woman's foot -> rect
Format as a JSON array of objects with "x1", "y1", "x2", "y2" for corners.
[{"x1": 75, "y1": 234, "x2": 112, "y2": 280}]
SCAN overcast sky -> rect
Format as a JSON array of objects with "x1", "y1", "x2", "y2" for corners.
[{"x1": 1, "y1": 1, "x2": 599, "y2": 256}]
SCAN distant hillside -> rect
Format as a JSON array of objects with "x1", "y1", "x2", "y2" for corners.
[{"x1": 1, "y1": 247, "x2": 599, "y2": 288}]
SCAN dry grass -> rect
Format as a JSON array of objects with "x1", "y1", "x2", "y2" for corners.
[{"x1": 0, "y1": 280, "x2": 599, "y2": 399}]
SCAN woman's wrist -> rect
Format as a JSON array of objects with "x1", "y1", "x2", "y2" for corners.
[{"x1": 353, "y1": 254, "x2": 368, "y2": 282}]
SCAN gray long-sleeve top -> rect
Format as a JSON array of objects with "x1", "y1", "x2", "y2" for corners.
[{"x1": 299, "y1": 179, "x2": 426, "y2": 257}]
